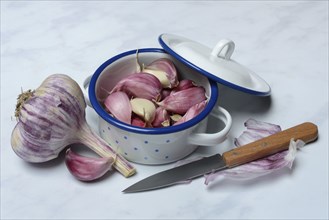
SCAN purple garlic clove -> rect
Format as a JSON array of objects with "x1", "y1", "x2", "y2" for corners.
[
  {"x1": 104, "y1": 91, "x2": 132, "y2": 124},
  {"x1": 157, "y1": 87, "x2": 207, "y2": 115},
  {"x1": 65, "y1": 148, "x2": 114, "y2": 182},
  {"x1": 171, "y1": 79, "x2": 197, "y2": 94},
  {"x1": 131, "y1": 116, "x2": 146, "y2": 128},
  {"x1": 152, "y1": 107, "x2": 170, "y2": 127},
  {"x1": 110, "y1": 73, "x2": 162, "y2": 101},
  {"x1": 174, "y1": 100, "x2": 207, "y2": 125},
  {"x1": 143, "y1": 58, "x2": 179, "y2": 89}
]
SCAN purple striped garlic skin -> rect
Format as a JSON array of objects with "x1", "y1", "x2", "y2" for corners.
[
  {"x1": 110, "y1": 72, "x2": 162, "y2": 101},
  {"x1": 157, "y1": 86, "x2": 207, "y2": 115},
  {"x1": 11, "y1": 74, "x2": 136, "y2": 177},
  {"x1": 11, "y1": 74, "x2": 86, "y2": 162}
]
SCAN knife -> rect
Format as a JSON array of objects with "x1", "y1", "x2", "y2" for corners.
[{"x1": 123, "y1": 122, "x2": 318, "y2": 193}]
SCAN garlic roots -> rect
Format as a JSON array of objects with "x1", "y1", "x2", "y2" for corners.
[{"x1": 11, "y1": 74, "x2": 135, "y2": 177}]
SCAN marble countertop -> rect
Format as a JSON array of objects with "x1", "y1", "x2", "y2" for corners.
[{"x1": 1, "y1": 1, "x2": 328, "y2": 219}]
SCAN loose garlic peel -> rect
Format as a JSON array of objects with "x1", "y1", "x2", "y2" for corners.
[{"x1": 130, "y1": 98, "x2": 156, "y2": 123}]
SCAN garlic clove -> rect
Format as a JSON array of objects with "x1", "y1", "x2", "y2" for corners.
[
  {"x1": 130, "y1": 98, "x2": 156, "y2": 124},
  {"x1": 157, "y1": 87, "x2": 207, "y2": 115},
  {"x1": 143, "y1": 58, "x2": 179, "y2": 89},
  {"x1": 152, "y1": 107, "x2": 170, "y2": 128},
  {"x1": 171, "y1": 79, "x2": 197, "y2": 94},
  {"x1": 65, "y1": 148, "x2": 114, "y2": 182},
  {"x1": 170, "y1": 114, "x2": 182, "y2": 122},
  {"x1": 174, "y1": 100, "x2": 207, "y2": 125},
  {"x1": 110, "y1": 73, "x2": 162, "y2": 101},
  {"x1": 104, "y1": 91, "x2": 132, "y2": 124},
  {"x1": 160, "y1": 89, "x2": 171, "y2": 100},
  {"x1": 131, "y1": 115, "x2": 146, "y2": 128}
]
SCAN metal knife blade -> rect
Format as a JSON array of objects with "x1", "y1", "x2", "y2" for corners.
[
  {"x1": 122, "y1": 122, "x2": 318, "y2": 193},
  {"x1": 123, "y1": 154, "x2": 226, "y2": 193}
]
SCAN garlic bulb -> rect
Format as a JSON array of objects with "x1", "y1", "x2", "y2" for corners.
[{"x1": 11, "y1": 74, "x2": 135, "y2": 177}]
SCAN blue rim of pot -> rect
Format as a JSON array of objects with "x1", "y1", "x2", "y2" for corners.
[{"x1": 89, "y1": 48, "x2": 218, "y2": 135}]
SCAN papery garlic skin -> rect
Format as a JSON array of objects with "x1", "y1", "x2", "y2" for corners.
[
  {"x1": 203, "y1": 119, "x2": 302, "y2": 185},
  {"x1": 11, "y1": 74, "x2": 135, "y2": 177},
  {"x1": 110, "y1": 73, "x2": 162, "y2": 101},
  {"x1": 104, "y1": 91, "x2": 132, "y2": 124},
  {"x1": 130, "y1": 98, "x2": 156, "y2": 123},
  {"x1": 65, "y1": 149, "x2": 114, "y2": 182},
  {"x1": 174, "y1": 100, "x2": 207, "y2": 125},
  {"x1": 171, "y1": 79, "x2": 196, "y2": 94},
  {"x1": 12, "y1": 74, "x2": 86, "y2": 162},
  {"x1": 157, "y1": 87, "x2": 207, "y2": 114},
  {"x1": 143, "y1": 58, "x2": 179, "y2": 89}
]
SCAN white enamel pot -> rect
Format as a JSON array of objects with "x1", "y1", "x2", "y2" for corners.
[{"x1": 87, "y1": 48, "x2": 232, "y2": 165}]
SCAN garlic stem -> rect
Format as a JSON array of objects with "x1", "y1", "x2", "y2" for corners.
[{"x1": 78, "y1": 121, "x2": 136, "y2": 177}]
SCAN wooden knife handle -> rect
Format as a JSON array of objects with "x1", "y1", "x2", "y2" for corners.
[{"x1": 222, "y1": 122, "x2": 318, "y2": 168}]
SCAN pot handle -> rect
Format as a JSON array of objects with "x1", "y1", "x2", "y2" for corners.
[
  {"x1": 188, "y1": 106, "x2": 232, "y2": 146},
  {"x1": 82, "y1": 75, "x2": 92, "y2": 107}
]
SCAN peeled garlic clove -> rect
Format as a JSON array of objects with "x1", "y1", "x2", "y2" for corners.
[
  {"x1": 65, "y1": 149, "x2": 114, "y2": 182},
  {"x1": 170, "y1": 114, "x2": 182, "y2": 122},
  {"x1": 171, "y1": 79, "x2": 197, "y2": 94},
  {"x1": 130, "y1": 98, "x2": 156, "y2": 124},
  {"x1": 143, "y1": 58, "x2": 178, "y2": 89},
  {"x1": 111, "y1": 73, "x2": 162, "y2": 101},
  {"x1": 104, "y1": 91, "x2": 131, "y2": 124},
  {"x1": 174, "y1": 100, "x2": 207, "y2": 125},
  {"x1": 157, "y1": 87, "x2": 206, "y2": 115},
  {"x1": 152, "y1": 107, "x2": 170, "y2": 128}
]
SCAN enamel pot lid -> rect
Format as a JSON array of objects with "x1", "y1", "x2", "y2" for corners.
[{"x1": 158, "y1": 33, "x2": 271, "y2": 96}]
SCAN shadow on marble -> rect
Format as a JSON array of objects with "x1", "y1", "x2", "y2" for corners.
[{"x1": 217, "y1": 85, "x2": 272, "y2": 115}]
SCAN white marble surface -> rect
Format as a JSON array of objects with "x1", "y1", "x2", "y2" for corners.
[{"x1": 1, "y1": 1, "x2": 328, "y2": 219}]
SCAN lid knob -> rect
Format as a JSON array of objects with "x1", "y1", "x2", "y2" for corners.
[{"x1": 211, "y1": 39, "x2": 235, "y2": 60}]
